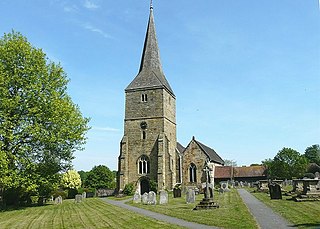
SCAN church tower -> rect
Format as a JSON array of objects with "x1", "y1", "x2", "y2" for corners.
[{"x1": 118, "y1": 4, "x2": 176, "y2": 193}]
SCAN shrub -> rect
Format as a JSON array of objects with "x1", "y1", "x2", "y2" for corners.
[
  {"x1": 149, "y1": 180, "x2": 158, "y2": 193},
  {"x1": 123, "y1": 183, "x2": 135, "y2": 195}
]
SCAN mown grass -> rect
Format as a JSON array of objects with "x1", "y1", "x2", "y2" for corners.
[
  {"x1": 129, "y1": 189, "x2": 258, "y2": 229},
  {"x1": 0, "y1": 198, "x2": 183, "y2": 229},
  {"x1": 251, "y1": 190, "x2": 320, "y2": 229}
]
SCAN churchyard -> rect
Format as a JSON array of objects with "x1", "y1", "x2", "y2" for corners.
[
  {"x1": 252, "y1": 189, "x2": 320, "y2": 228},
  {"x1": 130, "y1": 189, "x2": 258, "y2": 229},
  {"x1": 0, "y1": 198, "x2": 182, "y2": 229}
]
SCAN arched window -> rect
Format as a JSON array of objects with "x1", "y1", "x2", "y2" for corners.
[
  {"x1": 138, "y1": 155, "x2": 150, "y2": 174},
  {"x1": 142, "y1": 131, "x2": 146, "y2": 140},
  {"x1": 189, "y1": 163, "x2": 197, "y2": 183}
]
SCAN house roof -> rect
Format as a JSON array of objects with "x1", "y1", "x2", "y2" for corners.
[
  {"x1": 193, "y1": 137, "x2": 224, "y2": 165},
  {"x1": 214, "y1": 165, "x2": 267, "y2": 179},
  {"x1": 215, "y1": 166, "x2": 232, "y2": 178},
  {"x1": 176, "y1": 142, "x2": 185, "y2": 154},
  {"x1": 234, "y1": 166, "x2": 266, "y2": 178},
  {"x1": 125, "y1": 6, "x2": 175, "y2": 97}
]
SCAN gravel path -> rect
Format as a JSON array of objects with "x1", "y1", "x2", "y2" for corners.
[
  {"x1": 237, "y1": 189, "x2": 293, "y2": 229},
  {"x1": 102, "y1": 198, "x2": 218, "y2": 229}
]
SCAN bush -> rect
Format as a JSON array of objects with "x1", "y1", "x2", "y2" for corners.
[
  {"x1": 51, "y1": 190, "x2": 68, "y2": 199},
  {"x1": 123, "y1": 183, "x2": 135, "y2": 195},
  {"x1": 67, "y1": 188, "x2": 78, "y2": 199},
  {"x1": 149, "y1": 180, "x2": 158, "y2": 193}
]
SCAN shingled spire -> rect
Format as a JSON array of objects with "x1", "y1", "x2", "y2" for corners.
[{"x1": 126, "y1": 4, "x2": 175, "y2": 97}]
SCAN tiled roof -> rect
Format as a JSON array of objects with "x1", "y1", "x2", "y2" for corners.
[
  {"x1": 234, "y1": 166, "x2": 266, "y2": 178},
  {"x1": 214, "y1": 165, "x2": 267, "y2": 179},
  {"x1": 125, "y1": 7, "x2": 174, "y2": 97},
  {"x1": 193, "y1": 138, "x2": 224, "y2": 165},
  {"x1": 176, "y1": 142, "x2": 185, "y2": 154},
  {"x1": 215, "y1": 166, "x2": 232, "y2": 178}
]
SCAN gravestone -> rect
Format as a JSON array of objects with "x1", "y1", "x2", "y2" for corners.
[
  {"x1": 159, "y1": 190, "x2": 168, "y2": 205},
  {"x1": 186, "y1": 189, "x2": 195, "y2": 204},
  {"x1": 315, "y1": 172, "x2": 320, "y2": 179},
  {"x1": 75, "y1": 194, "x2": 83, "y2": 203},
  {"x1": 148, "y1": 191, "x2": 157, "y2": 205},
  {"x1": 219, "y1": 182, "x2": 229, "y2": 193},
  {"x1": 54, "y1": 196, "x2": 63, "y2": 205},
  {"x1": 173, "y1": 188, "x2": 181, "y2": 198},
  {"x1": 82, "y1": 192, "x2": 86, "y2": 199},
  {"x1": 269, "y1": 182, "x2": 282, "y2": 199},
  {"x1": 141, "y1": 192, "x2": 148, "y2": 204},
  {"x1": 133, "y1": 191, "x2": 141, "y2": 203}
]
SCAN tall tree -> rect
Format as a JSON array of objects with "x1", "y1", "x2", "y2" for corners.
[
  {"x1": 304, "y1": 144, "x2": 320, "y2": 165},
  {"x1": 85, "y1": 165, "x2": 115, "y2": 189},
  {"x1": 0, "y1": 31, "x2": 89, "y2": 203},
  {"x1": 263, "y1": 147, "x2": 308, "y2": 179}
]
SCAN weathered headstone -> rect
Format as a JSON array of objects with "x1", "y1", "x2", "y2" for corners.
[
  {"x1": 173, "y1": 187, "x2": 181, "y2": 198},
  {"x1": 54, "y1": 196, "x2": 63, "y2": 205},
  {"x1": 269, "y1": 182, "x2": 282, "y2": 199},
  {"x1": 159, "y1": 190, "x2": 168, "y2": 205},
  {"x1": 148, "y1": 191, "x2": 157, "y2": 205},
  {"x1": 82, "y1": 192, "x2": 86, "y2": 199},
  {"x1": 75, "y1": 194, "x2": 83, "y2": 203},
  {"x1": 141, "y1": 192, "x2": 148, "y2": 204},
  {"x1": 186, "y1": 189, "x2": 195, "y2": 204},
  {"x1": 133, "y1": 191, "x2": 141, "y2": 203},
  {"x1": 315, "y1": 172, "x2": 320, "y2": 179}
]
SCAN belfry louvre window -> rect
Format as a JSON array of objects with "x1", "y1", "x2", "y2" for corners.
[
  {"x1": 141, "y1": 94, "x2": 148, "y2": 102},
  {"x1": 138, "y1": 155, "x2": 150, "y2": 174},
  {"x1": 189, "y1": 163, "x2": 197, "y2": 183}
]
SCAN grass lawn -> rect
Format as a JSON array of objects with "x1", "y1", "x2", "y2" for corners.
[
  {"x1": 251, "y1": 190, "x2": 320, "y2": 228},
  {"x1": 0, "y1": 198, "x2": 183, "y2": 229},
  {"x1": 129, "y1": 189, "x2": 258, "y2": 229}
]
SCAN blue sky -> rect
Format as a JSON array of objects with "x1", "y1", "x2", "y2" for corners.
[{"x1": 1, "y1": 1, "x2": 319, "y2": 171}]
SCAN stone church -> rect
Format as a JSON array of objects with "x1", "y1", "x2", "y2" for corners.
[{"x1": 117, "y1": 5, "x2": 224, "y2": 194}]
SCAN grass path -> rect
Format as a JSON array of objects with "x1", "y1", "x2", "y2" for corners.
[{"x1": 0, "y1": 198, "x2": 183, "y2": 229}]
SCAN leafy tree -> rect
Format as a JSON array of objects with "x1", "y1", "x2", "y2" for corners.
[
  {"x1": 304, "y1": 144, "x2": 320, "y2": 165},
  {"x1": 61, "y1": 170, "x2": 82, "y2": 189},
  {"x1": 85, "y1": 165, "x2": 115, "y2": 189},
  {"x1": 0, "y1": 31, "x2": 89, "y2": 204},
  {"x1": 224, "y1": 159, "x2": 237, "y2": 166},
  {"x1": 78, "y1": 170, "x2": 89, "y2": 187},
  {"x1": 263, "y1": 148, "x2": 308, "y2": 179}
]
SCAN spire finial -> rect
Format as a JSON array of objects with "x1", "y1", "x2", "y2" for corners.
[{"x1": 150, "y1": 0, "x2": 153, "y2": 10}]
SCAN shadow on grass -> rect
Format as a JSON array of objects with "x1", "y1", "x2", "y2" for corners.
[
  {"x1": 290, "y1": 223, "x2": 320, "y2": 228},
  {"x1": 0, "y1": 202, "x2": 54, "y2": 212}
]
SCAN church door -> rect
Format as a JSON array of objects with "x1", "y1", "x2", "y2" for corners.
[{"x1": 140, "y1": 178, "x2": 150, "y2": 195}]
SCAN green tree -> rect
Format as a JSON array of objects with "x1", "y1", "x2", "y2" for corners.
[
  {"x1": 263, "y1": 148, "x2": 308, "y2": 179},
  {"x1": 78, "y1": 170, "x2": 89, "y2": 187},
  {"x1": 304, "y1": 144, "x2": 320, "y2": 165},
  {"x1": 85, "y1": 165, "x2": 115, "y2": 189},
  {"x1": 0, "y1": 31, "x2": 89, "y2": 204}
]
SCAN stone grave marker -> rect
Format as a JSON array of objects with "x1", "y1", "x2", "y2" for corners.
[
  {"x1": 159, "y1": 190, "x2": 168, "y2": 205},
  {"x1": 142, "y1": 192, "x2": 148, "y2": 204},
  {"x1": 173, "y1": 187, "x2": 181, "y2": 198},
  {"x1": 75, "y1": 194, "x2": 83, "y2": 203},
  {"x1": 54, "y1": 196, "x2": 62, "y2": 205},
  {"x1": 82, "y1": 192, "x2": 86, "y2": 199},
  {"x1": 315, "y1": 172, "x2": 320, "y2": 179},
  {"x1": 133, "y1": 190, "x2": 141, "y2": 203},
  {"x1": 269, "y1": 182, "x2": 282, "y2": 199},
  {"x1": 186, "y1": 189, "x2": 195, "y2": 204},
  {"x1": 148, "y1": 191, "x2": 157, "y2": 205}
]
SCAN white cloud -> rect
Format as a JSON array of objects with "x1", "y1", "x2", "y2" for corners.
[
  {"x1": 82, "y1": 23, "x2": 112, "y2": 39},
  {"x1": 83, "y1": 0, "x2": 99, "y2": 10},
  {"x1": 63, "y1": 5, "x2": 79, "y2": 13}
]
